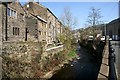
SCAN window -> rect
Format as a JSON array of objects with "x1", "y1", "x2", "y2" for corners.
[
  {"x1": 8, "y1": 8, "x2": 17, "y2": 18},
  {"x1": 44, "y1": 32, "x2": 46, "y2": 35},
  {"x1": 39, "y1": 30, "x2": 41, "y2": 35},
  {"x1": 13, "y1": 27, "x2": 19, "y2": 36},
  {"x1": 20, "y1": 13, "x2": 24, "y2": 20},
  {"x1": 13, "y1": 11, "x2": 17, "y2": 18},
  {"x1": 8, "y1": 8, "x2": 11, "y2": 16},
  {"x1": 49, "y1": 22, "x2": 51, "y2": 28},
  {"x1": 11, "y1": 10, "x2": 13, "y2": 16}
]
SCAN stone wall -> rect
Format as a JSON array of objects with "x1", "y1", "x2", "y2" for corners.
[
  {"x1": 24, "y1": 2, "x2": 47, "y2": 21},
  {"x1": 7, "y1": 2, "x2": 26, "y2": 42},
  {"x1": 43, "y1": 45, "x2": 63, "y2": 58},
  {"x1": 2, "y1": 41, "x2": 45, "y2": 78},
  {"x1": 25, "y1": 16, "x2": 38, "y2": 41},
  {"x1": 0, "y1": 4, "x2": 2, "y2": 80},
  {"x1": 47, "y1": 9, "x2": 56, "y2": 43},
  {"x1": 1, "y1": 4, "x2": 6, "y2": 42},
  {"x1": 2, "y1": 2, "x2": 26, "y2": 42},
  {"x1": 2, "y1": 42, "x2": 64, "y2": 78},
  {"x1": 0, "y1": 4, "x2": 2, "y2": 55}
]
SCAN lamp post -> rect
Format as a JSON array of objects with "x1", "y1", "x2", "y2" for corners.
[{"x1": 105, "y1": 24, "x2": 107, "y2": 44}]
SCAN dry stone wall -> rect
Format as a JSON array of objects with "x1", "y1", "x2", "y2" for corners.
[{"x1": 2, "y1": 41, "x2": 64, "y2": 78}]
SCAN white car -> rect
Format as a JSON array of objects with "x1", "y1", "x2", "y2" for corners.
[
  {"x1": 101, "y1": 36, "x2": 105, "y2": 41},
  {"x1": 88, "y1": 36, "x2": 93, "y2": 40},
  {"x1": 109, "y1": 38, "x2": 112, "y2": 41}
]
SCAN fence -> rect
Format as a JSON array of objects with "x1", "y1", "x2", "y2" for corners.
[{"x1": 108, "y1": 40, "x2": 117, "y2": 80}]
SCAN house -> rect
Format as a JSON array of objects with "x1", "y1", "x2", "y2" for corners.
[
  {"x1": 47, "y1": 9, "x2": 63, "y2": 44},
  {"x1": 24, "y1": 2, "x2": 63, "y2": 44},
  {"x1": 0, "y1": 1, "x2": 64, "y2": 45},
  {"x1": 47, "y1": 8, "x2": 57, "y2": 44},
  {"x1": 56, "y1": 20, "x2": 63, "y2": 41},
  {"x1": 0, "y1": 1, "x2": 26, "y2": 42},
  {"x1": 24, "y1": 2, "x2": 47, "y2": 42}
]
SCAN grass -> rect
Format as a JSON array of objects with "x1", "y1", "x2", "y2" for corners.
[{"x1": 67, "y1": 50, "x2": 77, "y2": 58}]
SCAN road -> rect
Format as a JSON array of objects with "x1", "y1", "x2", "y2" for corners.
[{"x1": 49, "y1": 43, "x2": 104, "y2": 80}]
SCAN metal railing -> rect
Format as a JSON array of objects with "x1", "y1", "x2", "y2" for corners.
[{"x1": 108, "y1": 40, "x2": 117, "y2": 80}]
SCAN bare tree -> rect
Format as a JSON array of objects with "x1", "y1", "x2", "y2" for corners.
[
  {"x1": 60, "y1": 7, "x2": 77, "y2": 30},
  {"x1": 58, "y1": 7, "x2": 78, "y2": 49},
  {"x1": 86, "y1": 7, "x2": 103, "y2": 27}
]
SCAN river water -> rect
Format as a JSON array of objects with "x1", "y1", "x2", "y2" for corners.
[{"x1": 49, "y1": 42, "x2": 105, "y2": 80}]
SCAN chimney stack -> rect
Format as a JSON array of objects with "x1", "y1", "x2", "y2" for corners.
[{"x1": 37, "y1": 0, "x2": 39, "y2": 4}]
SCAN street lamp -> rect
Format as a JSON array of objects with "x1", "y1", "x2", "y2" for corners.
[{"x1": 104, "y1": 24, "x2": 107, "y2": 43}]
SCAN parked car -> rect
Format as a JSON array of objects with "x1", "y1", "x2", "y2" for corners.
[
  {"x1": 101, "y1": 36, "x2": 105, "y2": 41},
  {"x1": 88, "y1": 36, "x2": 94, "y2": 41},
  {"x1": 109, "y1": 38, "x2": 112, "y2": 41}
]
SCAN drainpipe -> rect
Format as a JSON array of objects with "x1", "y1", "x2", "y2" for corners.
[
  {"x1": 105, "y1": 24, "x2": 107, "y2": 44},
  {"x1": 5, "y1": 3, "x2": 8, "y2": 41},
  {"x1": 3, "y1": 3, "x2": 8, "y2": 41}
]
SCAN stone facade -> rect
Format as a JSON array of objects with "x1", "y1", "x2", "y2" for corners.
[
  {"x1": 1, "y1": 2, "x2": 63, "y2": 44},
  {"x1": 24, "y1": 2, "x2": 63, "y2": 44},
  {"x1": 25, "y1": 11, "x2": 47, "y2": 42},
  {"x1": 56, "y1": 20, "x2": 62, "y2": 40},
  {"x1": 24, "y1": 2, "x2": 47, "y2": 21},
  {"x1": 1, "y1": 2, "x2": 26, "y2": 42},
  {"x1": 107, "y1": 18, "x2": 120, "y2": 40},
  {"x1": 47, "y1": 9, "x2": 56, "y2": 43},
  {"x1": 0, "y1": 4, "x2": 2, "y2": 54},
  {"x1": 24, "y1": 2, "x2": 48, "y2": 43},
  {"x1": 47, "y1": 9, "x2": 63, "y2": 44}
]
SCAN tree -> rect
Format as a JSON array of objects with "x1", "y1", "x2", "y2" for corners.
[
  {"x1": 60, "y1": 7, "x2": 77, "y2": 29},
  {"x1": 58, "y1": 7, "x2": 78, "y2": 49},
  {"x1": 86, "y1": 7, "x2": 103, "y2": 27},
  {"x1": 86, "y1": 7, "x2": 103, "y2": 37}
]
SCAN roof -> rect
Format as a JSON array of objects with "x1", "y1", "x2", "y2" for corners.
[
  {"x1": 28, "y1": 12, "x2": 47, "y2": 23},
  {"x1": 23, "y1": 2, "x2": 47, "y2": 21},
  {"x1": 108, "y1": 18, "x2": 120, "y2": 24},
  {"x1": 47, "y1": 8, "x2": 58, "y2": 19}
]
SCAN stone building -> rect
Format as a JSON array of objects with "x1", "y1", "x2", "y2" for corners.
[
  {"x1": 24, "y1": 2, "x2": 47, "y2": 42},
  {"x1": 0, "y1": 1, "x2": 63, "y2": 45},
  {"x1": 47, "y1": 8, "x2": 63, "y2": 44},
  {"x1": 107, "y1": 18, "x2": 120, "y2": 40},
  {"x1": 24, "y1": 2, "x2": 63, "y2": 44},
  {"x1": 0, "y1": 1, "x2": 26, "y2": 42},
  {"x1": 56, "y1": 20, "x2": 63, "y2": 41},
  {"x1": 47, "y1": 8, "x2": 57, "y2": 44}
]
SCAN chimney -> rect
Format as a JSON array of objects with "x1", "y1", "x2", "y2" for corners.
[{"x1": 37, "y1": 0, "x2": 39, "y2": 4}]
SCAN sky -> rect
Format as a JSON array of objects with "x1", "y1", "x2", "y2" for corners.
[{"x1": 20, "y1": 1, "x2": 119, "y2": 29}]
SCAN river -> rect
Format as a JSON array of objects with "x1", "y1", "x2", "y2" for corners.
[{"x1": 49, "y1": 42, "x2": 105, "y2": 80}]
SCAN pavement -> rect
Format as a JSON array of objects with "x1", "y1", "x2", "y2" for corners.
[
  {"x1": 111, "y1": 41, "x2": 120, "y2": 79},
  {"x1": 97, "y1": 44, "x2": 109, "y2": 80}
]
